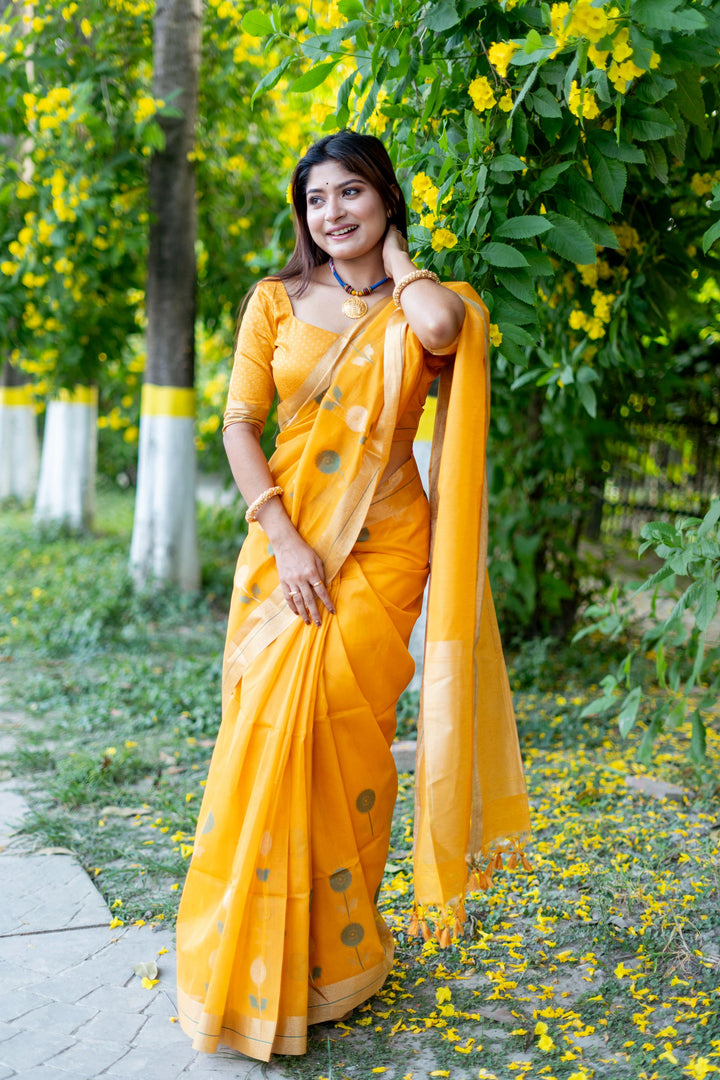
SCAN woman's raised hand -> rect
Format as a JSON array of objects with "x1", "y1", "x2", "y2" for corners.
[{"x1": 274, "y1": 532, "x2": 335, "y2": 627}]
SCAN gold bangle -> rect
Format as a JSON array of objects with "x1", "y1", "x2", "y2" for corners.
[
  {"x1": 393, "y1": 269, "x2": 441, "y2": 308},
  {"x1": 245, "y1": 485, "x2": 283, "y2": 524}
]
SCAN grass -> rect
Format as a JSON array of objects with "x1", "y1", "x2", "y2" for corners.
[{"x1": 1, "y1": 490, "x2": 719, "y2": 1080}]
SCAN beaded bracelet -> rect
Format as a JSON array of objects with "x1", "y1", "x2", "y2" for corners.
[
  {"x1": 393, "y1": 268, "x2": 441, "y2": 308},
  {"x1": 245, "y1": 485, "x2": 283, "y2": 524}
]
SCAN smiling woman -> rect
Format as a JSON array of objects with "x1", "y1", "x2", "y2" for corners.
[{"x1": 175, "y1": 130, "x2": 530, "y2": 1062}]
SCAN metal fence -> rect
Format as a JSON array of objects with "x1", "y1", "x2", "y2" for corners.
[{"x1": 601, "y1": 419, "x2": 720, "y2": 538}]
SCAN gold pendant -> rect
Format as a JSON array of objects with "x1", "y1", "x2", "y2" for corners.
[{"x1": 342, "y1": 295, "x2": 368, "y2": 319}]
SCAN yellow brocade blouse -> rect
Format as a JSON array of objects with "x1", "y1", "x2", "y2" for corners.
[{"x1": 223, "y1": 278, "x2": 452, "y2": 440}]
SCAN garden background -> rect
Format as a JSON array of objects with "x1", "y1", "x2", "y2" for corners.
[{"x1": 1, "y1": 1, "x2": 720, "y2": 1078}]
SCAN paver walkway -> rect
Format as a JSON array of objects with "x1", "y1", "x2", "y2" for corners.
[{"x1": 0, "y1": 780, "x2": 286, "y2": 1079}]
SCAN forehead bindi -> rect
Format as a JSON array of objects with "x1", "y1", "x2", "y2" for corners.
[{"x1": 306, "y1": 162, "x2": 364, "y2": 194}]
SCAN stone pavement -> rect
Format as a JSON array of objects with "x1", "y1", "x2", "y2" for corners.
[{"x1": 0, "y1": 781, "x2": 288, "y2": 1080}]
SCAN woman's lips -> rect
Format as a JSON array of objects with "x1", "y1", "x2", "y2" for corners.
[{"x1": 326, "y1": 225, "x2": 359, "y2": 238}]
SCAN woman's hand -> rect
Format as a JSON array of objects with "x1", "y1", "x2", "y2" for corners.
[{"x1": 272, "y1": 530, "x2": 335, "y2": 627}]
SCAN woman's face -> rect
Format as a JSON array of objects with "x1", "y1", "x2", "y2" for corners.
[{"x1": 305, "y1": 159, "x2": 388, "y2": 263}]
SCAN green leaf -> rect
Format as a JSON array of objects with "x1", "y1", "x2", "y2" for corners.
[
  {"x1": 617, "y1": 686, "x2": 642, "y2": 738},
  {"x1": 524, "y1": 28, "x2": 543, "y2": 53},
  {"x1": 672, "y1": 67, "x2": 707, "y2": 127},
  {"x1": 528, "y1": 161, "x2": 573, "y2": 197},
  {"x1": 242, "y1": 9, "x2": 274, "y2": 36},
  {"x1": 543, "y1": 212, "x2": 596, "y2": 264},
  {"x1": 702, "y1": 219, "x2": 720, "y2": 254},
  {"x1": 494, "y1": 270, "x2": 536, "y2": 306},
  {"x1": 494, "y1": 215, "x2": 552, "y2": 240},
  {"x1": 288, "y1": 60, "x2": 338, "y2": 93},
  {"x1": 531, "y1": 87, "x2": 562, "y2": 118},
  {"x1": 691, "y1": 711, "x2": 706, "y2": 762},
  {"x1": 490, "y1": 154, "x2": 527, "y2": 173},
  {"x1": 561, "y1": 203, "x2": 620, "y2": 249},
  {"x1": 587, "y1": 144, "x2": 627, "y2": 212},
  {"x1": 589, "y1": 130, "x2": 646, "y2": 164},
  {"x1": 632, "y1": 0, "x2": 706, "y2": 32},
  {"x1": 695, "y1": 580, "x2": 718, "y2": 633},
  {"x1": 338, "y1": 0, "x2": 364, "y2": 15},
  {"x1": 624, "y1": 107, "x2": 676, "y2": 142},
  {"x1": 577, "y1": 380, "x2": 597, "y2": 418},
  {"x1": 479, "y1": 242, "x2": 530, "y2": 268},
  {"x1": 634, "y1": 564, "x2": 675, "y2": 595},
  {"x1": 424, "y1": 1, "x2": 460, "y2": 31},
  {"x1": 697, "y1": 499, "x2": 720, "y2": 538},
  {"x1": 250, "y1": 58, "x2": 293, "y2": 106}
]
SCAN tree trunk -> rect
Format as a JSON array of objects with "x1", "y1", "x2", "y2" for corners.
[
  {"x1": 129, "y1": 0, "x2": 202, "y2": 591},
  {"x1": 34, "y1": 387, "x2": 97, "y2": 529},
  {"x1": 0, "y1": 359, "x2": 39, "y2": 502}
]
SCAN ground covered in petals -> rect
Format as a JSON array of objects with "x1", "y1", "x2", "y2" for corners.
[{"x1": 1, "y1": 494, "x2": 719, "y2": 1080}]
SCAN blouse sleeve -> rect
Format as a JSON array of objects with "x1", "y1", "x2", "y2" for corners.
[{"x1": 222, "y1": 281, "x2": 277, "y2": 434}]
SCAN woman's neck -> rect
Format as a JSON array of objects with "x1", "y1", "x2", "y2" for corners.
[{"x1": 326, "y1": 250, "x2": 387, "y2": 292}]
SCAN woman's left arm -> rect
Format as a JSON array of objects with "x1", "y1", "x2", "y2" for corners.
[{"x1": 383, "y1": 227, "x2": 466, "y2": 353}]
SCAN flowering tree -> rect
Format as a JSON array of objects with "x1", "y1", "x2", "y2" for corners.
[
  {"x1": 0, "y1": 1, "x2": 162, "y2": 526},
  {"x1": 246, "y1": 0, "x2": 720, "y2": 634}
]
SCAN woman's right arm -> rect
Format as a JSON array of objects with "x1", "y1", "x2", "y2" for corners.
[{"x1": 223, "y1": 422, "x2": 335, "y2": 626}]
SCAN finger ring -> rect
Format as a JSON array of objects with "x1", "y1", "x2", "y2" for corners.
[
  {"x1": 288, "y1": 589, "x2": 299, "y2": 597},
  {"x1": 310, "y1": 581, "x2": 322, "y2": 588}
]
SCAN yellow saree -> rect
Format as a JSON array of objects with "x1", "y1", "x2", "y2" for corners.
[{"x1": 176, "y1": 282, "x2": 530, "y2": 1060}]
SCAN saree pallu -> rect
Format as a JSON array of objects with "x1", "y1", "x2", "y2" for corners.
[{"x1": 176, "y1": 284, "x2": 531, "y2": 1060}]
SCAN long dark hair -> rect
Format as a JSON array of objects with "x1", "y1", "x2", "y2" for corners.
[{"x1": 273, "y1": 130, "x2": 408, "y2": 296}]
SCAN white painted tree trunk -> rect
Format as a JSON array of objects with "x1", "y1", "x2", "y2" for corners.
[
  {"x1": 0, "y1": 386, "x2": 39, "y2": 501},
  {"x1": 34, "y1": 388, "x2": 97, "y2": 529},
  {"x1": 129, "y1": 397, "x2": 199, "y2": 591},
  {"x1": 130, "y1": 0, "x2": 201, "y2": 593}
]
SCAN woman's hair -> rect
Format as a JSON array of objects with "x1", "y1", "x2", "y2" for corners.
[{"x1": 272, "y1": 130, "x2": 408, "y2": 296}]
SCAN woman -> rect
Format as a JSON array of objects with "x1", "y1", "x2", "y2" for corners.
[{"x1": 176, "y1": 131, "x2": 530, "y2": 1062}]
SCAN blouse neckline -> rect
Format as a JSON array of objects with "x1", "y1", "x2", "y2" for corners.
[{"x1": 277, "y1": 279, "x2": 393, "y2": 338}]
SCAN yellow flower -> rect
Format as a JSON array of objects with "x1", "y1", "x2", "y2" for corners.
[
  {"x1": 469, "y1": 76, "x2": 496, "y2": 112},
  {"x1": 134, "y1": 94, "x2": 158, "y2": 124},
  {"x1": 550, "y1": 2, "x2": 571, "y2": 54},
  {"x1": 588, "y1": 42, "x2": 609, "y2": 69},
  {"x1": 431, "y1": 228, "x2": 458, "y2": 252},
  {"x1": 141, "y1": 976, "x2": 159, "y2": 989},
  {"x1": 691, "y1": 172, "x2": 715, "y2": 197},
  {"x1": 489, "y1": 323, "x2": 503, "y2": 346},
  {"x1": 568, "y1": 82, "x2": 600, "y2": 120},
  {"x1": 420, "y1": 211, "x2": 437, "y2": 229},
  {"x1": 569, "y1": 309, "x2": 588, "y2": 331},
  {"x1": 16, "y1": 181, "x2": 34, "y2": 199},
  {"x1": 109, "y1": 917, "x2": 123, "y2": 929},
  {"x1": 488, "y1": 40, "x2": 519, "y2": 79},
  {"x1": 577, "y1": 263, "x2": 598, "y2": 287},
  {"x1": 684, "y1": 1058, "x2": 718, "y2": 1079},
  {"x1": 80, "y1": 17, "x2": 91, "y2": 35},
  {"x1": 568, "y1": 0, "x2": 608, "y2": 43},
  {"x1": 611, "y1": 27, "x2": 633, "y2": 64},
  {"x1": 608, "y1": 58, "x2": 645, "y2": 94},
  {"x1": 538, "y1": 1033, "x2": 555, "y2": 1051},
  {"x1": 586, "y1": 316, "x2": 606, "y2": 339},
  {"x1": 498, "y1": 90, "x2": 513, "y2": 112}
]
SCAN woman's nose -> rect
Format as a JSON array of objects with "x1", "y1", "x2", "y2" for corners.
[{"x1": 325, "y1": 194, "x2": 344, "y2": 220}]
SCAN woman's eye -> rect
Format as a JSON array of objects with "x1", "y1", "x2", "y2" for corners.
[{"x1": 343, "y1": 187, "x2": 360, "y2": 197}]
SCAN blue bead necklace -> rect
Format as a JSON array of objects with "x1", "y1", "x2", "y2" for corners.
[{"x1": 329, "y1": 258, "x2": 390, "y2": 319}]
